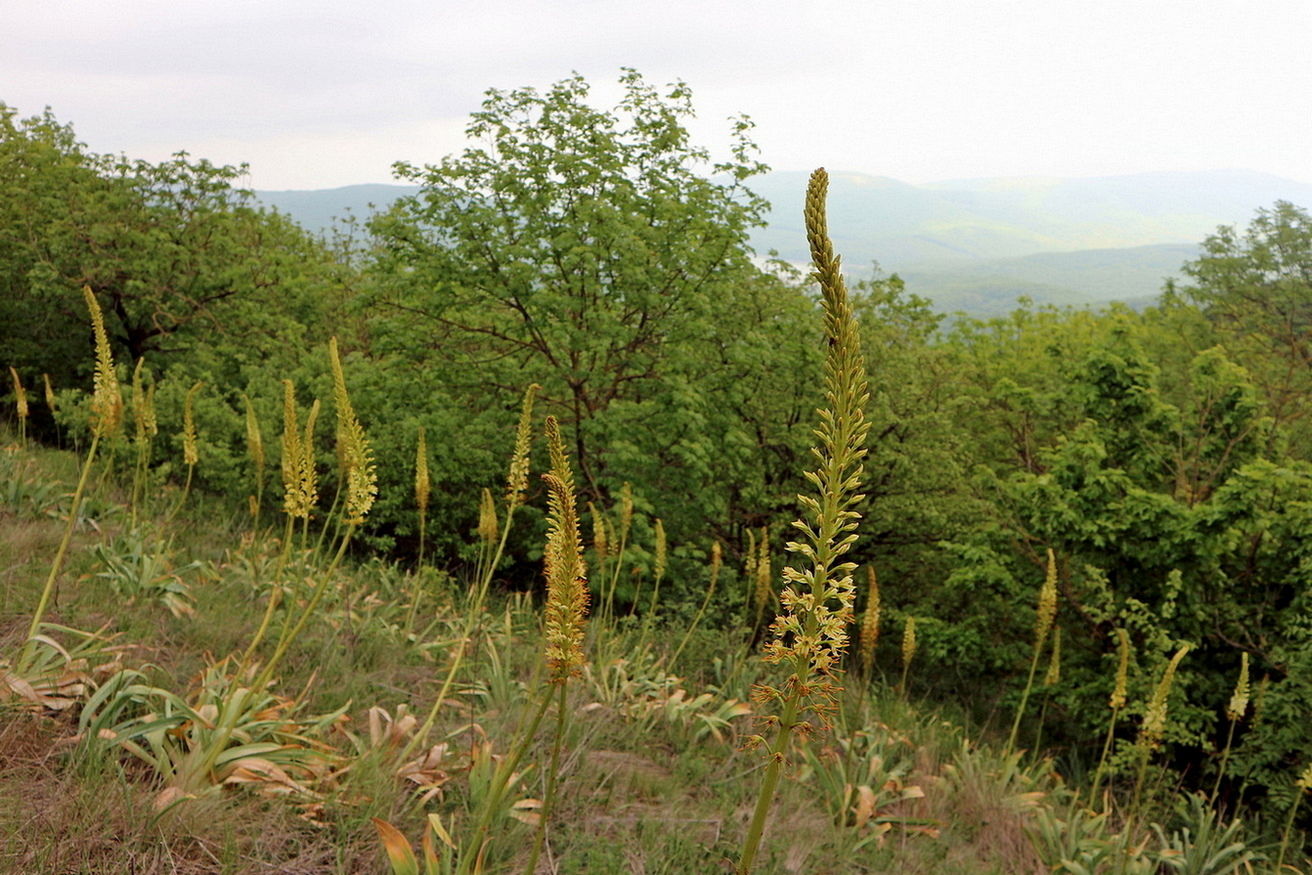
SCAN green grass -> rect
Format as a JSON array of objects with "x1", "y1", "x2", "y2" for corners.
[{"x1": 0, "y1": 426, "x2": 1301, "y2": 874}]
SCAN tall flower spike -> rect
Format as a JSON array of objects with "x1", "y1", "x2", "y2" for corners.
[
  {"x1": 280, "y1": 381, "x2": 318, "y2": 520},
  {"x1": 542, "y1": 415, "x2": 588, "y2": 682},
  {"x1": 43, "y1": 373, "x2": 56, "y2": 416},
  {"x1": 737, "y1": 167, "x2": 875, "y2": 875},
  {"x1": 901, "y1": 616, "x2": 917, "y2": 675},
  {"x1": 182, "y1": 382, "x2": 203, "y2": 467},
  {"x1": 243, "y1": 393, "x2": 265, "y2": 474},
  {"x1": 1045, "y1": 627, "x2": 1062, "y2": 687},
  {"x1": 653, "y1": 519, "x2": 667, "y2": 584},
  {"x1": 9, "y1": 367, "x2": 27, "y2": 422},
  {"x1": 589, "y1": 502, "x2": 608, "y2": 559},
  {"x1": 1036, "y1": 548, "x2": 1058, "y2": 647},
  {"x1": 754, "y1": 530, "x2": 772, "y2": 610},
  {"x1": 758, "y1": 167, "x2": 872, "y2": 723},
  {"x1": 83, "y1": 286, "x2": 122, "y2": 439},
  {"x1": 1226, "y1": 652, "x2": 1250, "y2": 722},
  {"x1": 478, "y1": 487, "x2": 498, "y2": 546},
  {"x1": 618, "y1": 482, "x2": 634, "y2": 541},
  {"x1": 1111, "y1": 628, "x2": 1131, "y2": 711},
  {"x1": 505, "y1": 383, "x2": 540, "y2": 509},
  {"x1": 414, "y1": 426, "x2": 430, "y2": 514},
  {"x1": 131, "y1": 360, "x2": 158, "y2": 442},
  {"x1": 1142, "y1": 643, "x2": 1191, "y2": 749},
  {"x1": 859, "y1": 566, "x2": 881, "y2": 671},
  {"x1": 328, "y1": 338, "x2": 377, "y2": 525}
]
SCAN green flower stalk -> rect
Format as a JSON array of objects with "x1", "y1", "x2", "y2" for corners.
[
  {"x1": 1278, "y1": 763, "x2": 1312, "y2": 871},
  {"x1": 738, "y1": 168, "x2": 872, "y2": 875},
  {"x1": 648, "y1": 517, "x2": 667, "y2": 614},
  {"x1": 9, "y1": 366, "x2": 27, "y2": 446},
  {"x1": 329, "y1": 337, "x2": 377, "y2": 526},
  {"x1": 242, "y1": 392, "x2": 266, "y2": 520},
  {"x1": 859, "y1": 566, "x2": 881, "y2": 674},
  {"x1": 602, "y1": 481, "x2": 634, "y2": 619},
  {"x1": 19, "y1": 288, "x2": 120, "y2": 672},
  {"x1": 753, "y1": 528, "x2": 772, "y2": 632},
  {"x1": 523, "y1": 415, "x2": 588, "y2": 875},
  {"x1": 128, "y1": 359, "x2": 158, "y2": 525},
  {"x1": 542, "y1": 415, "x2": 589, "y2": 682},
  {"x1": 899, "y1": 615, "x2": 917, "y2": 698},
  {"x1": 1007, "y1": 548, "x2": 1059, "y2": 755},
  {"x1": 254, "y1": 342, "x2": 375, "y2": 691},
  {"x1": 469, "y1": 382, "x2": 540, "y2": 620},
  {"x1": 1133, "y1": 642, "x2": 1191, "y2": 816},
  {"x1": 671, "y1": 540, "x2": 722, "y2": 669},
  {"x1": 1212, "y1": 651, "x2": 1250, "y2": 803},
  {"x1": 42, "y1": 373, "x2": 56, "y2": 417},
  {"x1": 166, "y1": 381, "x2": 203, "y2": 523},
  {"x1": 1090, "y1": 627, "x2": 1132, "y2": 808},
  {"x1": 414, "y1": 425, "x2": 430, "y2": 563}
]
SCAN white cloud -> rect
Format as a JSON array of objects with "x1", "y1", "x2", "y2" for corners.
[{"x1": 3, "y1": 0, "x2": 1311, "y2": 187}]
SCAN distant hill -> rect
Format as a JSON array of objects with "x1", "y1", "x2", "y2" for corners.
[
  {"x1": 254, "y1": 169, "x2": 1312, "y2": 316},
  {"x1": 254, "y1": 184, "x2": 420, "y2": 234}
]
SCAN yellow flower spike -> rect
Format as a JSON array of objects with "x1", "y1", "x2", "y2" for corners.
[
  {"x1": 83, "y1": 286, "x2": 122, "y2": 439},
  {"x1": 1226, "y1": 652, "x2": 1250, "y2": 722},
  {"x1": 1036, "y1": 548, "x2": 1058, "y2": 647},
  {"x1": 859, "y1": 566, "x2": 881, "y2": 672},
  {"x1": 478, "y1": 487, "x2": 498, "y2": 546},
  {"x1": 328, "y1": 338, "x2": 377, "y2": 526},
  {"x1": 542, "y1": 415, "x2": 588, "y2": 683},
  {"x1": 182, "y1": 382, "x2": 203, "y2": 467},
  {"x1": 9, "y1": 367, "x2": 27, "y2": 422},
  {"x1": 1045, "y1": 627, "x2": 1062, "y2": 687},
  {"x1": 414, "y1": 425, "x2": 430, "y2": 515},
  {"x1": 653, "y1": 518, "x2": 667, "y2": 584},
  {"x1": 1143, "y1": 644, "x2": 1191, "y2": 749},
  {"x1": 1111, "y1": 628, "x2": 1131, "y2": 711},
  {"x1": 242, "y1": 393, "x2": 264, "y2": 474},
  {"x1": 43, "y1": 373, "x2": 56, "y2": 416},
  {"x1": 505, "y1": 383, "x2": 540, "y2": 510}
]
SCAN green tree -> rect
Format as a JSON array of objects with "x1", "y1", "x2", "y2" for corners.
[
  {"x1": 366, "y1": 69, "x2": 770, "y2": 499},
  {"x1": 0, "y1": 103, "x2": 343, "y2": 387},
  {"x1": 1173, "y1": 201, "x2": 1312, "y2": 449}
]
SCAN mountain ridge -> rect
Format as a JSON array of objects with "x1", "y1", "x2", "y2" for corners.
[{"x1": 253, "y1": 169, "x2": 1312, "y2": 315}]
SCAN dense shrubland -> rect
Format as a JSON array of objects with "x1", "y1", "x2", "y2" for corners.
[{"x1": 3, "y1": 73, "x2": 1312, "y2": 872}]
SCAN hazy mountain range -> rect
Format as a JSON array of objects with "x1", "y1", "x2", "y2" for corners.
[{"x1": 254, "y1": 169, "x2": 1312, "y2": 317}]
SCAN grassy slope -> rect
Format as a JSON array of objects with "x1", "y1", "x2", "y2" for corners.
[{"x1": 0, "y1": 436, "x2": 1296, "y2": 874}]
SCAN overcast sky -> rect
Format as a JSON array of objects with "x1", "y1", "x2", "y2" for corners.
[{"x1": 4, "y1": 0, "x2": 1310, "y2": 191}]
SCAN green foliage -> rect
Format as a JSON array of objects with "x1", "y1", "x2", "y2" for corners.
[{"x1": 362, "y1": 69, "x2": 811, "y2": 561}]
